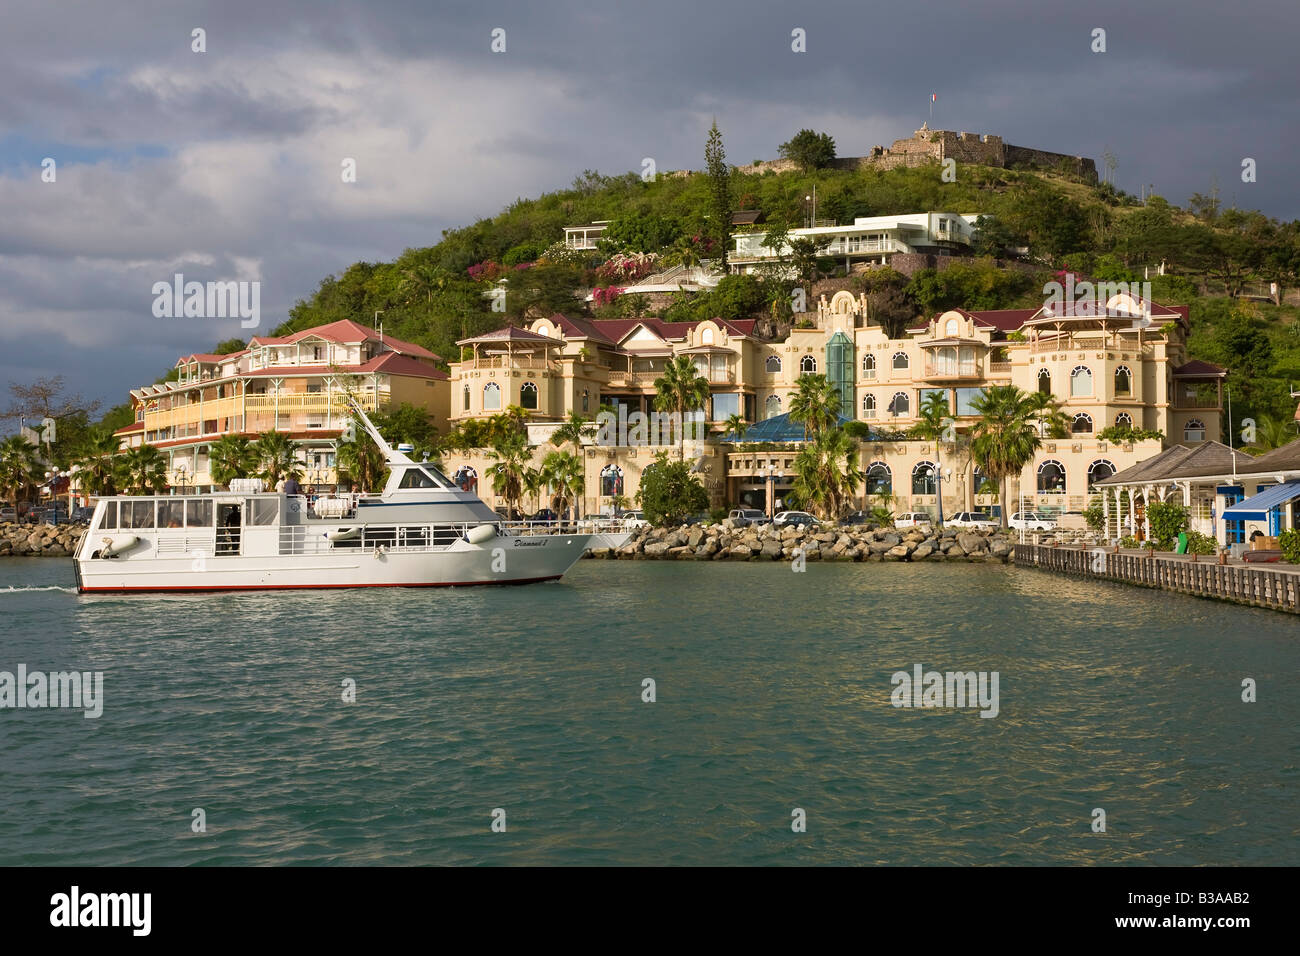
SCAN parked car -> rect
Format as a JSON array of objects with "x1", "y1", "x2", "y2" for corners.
[
  {"x1": 773, "y1": 510, "x2": 820, "y2": 528},
  {"x1": 681, "y1": 512, "x2": 713, "y2": 527},
  {"x1": 493, "y1": 507, "x2": 525, "y2": 521},
  {"x1": 947, "y1": 511, "x2": 999, "y2": 531},
  {"x1": 839, "y1": 510, "x2": 871, "y2": 526},
  {"x1": 894, "y1": 512, "x2": 934, "y2": 529},
  {"x1": 619, "y1": 510, "x2": 649, "y2": 529},
  {"x1": 0, "y1": 506, "x2": 16, "y2": 522},
  {"x1": 70, "y1": 505, "x2": 94, "y2": 523},
  {"x1": 728, "y1": 508, "x2": 770, "y2": 527},
  {"x1": 578, "y1": 513, "x2": 620, "y2": 532},
  {"x1": 1008, "y1": 511, "x2": 1057, "y2": 531},
  {"x1": 529, "y1": 508, "x2": 559, "y2": 524}
]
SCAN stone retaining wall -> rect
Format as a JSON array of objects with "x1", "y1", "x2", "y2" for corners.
[{"x1": 0, "y1": 522, "x2": 87, "y2": 557}]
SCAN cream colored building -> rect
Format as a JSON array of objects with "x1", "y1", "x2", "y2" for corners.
[
  {"x1": 445, "y1": 289, "x2": 1225, "y2": 520},
  {"x1": 120, "y1": 319, "x2": 450, "y2": 492}
]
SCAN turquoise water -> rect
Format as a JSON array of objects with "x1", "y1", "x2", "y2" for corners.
[{"x1": 0, "y1": 555, "x2": 1296, "y2": 866}]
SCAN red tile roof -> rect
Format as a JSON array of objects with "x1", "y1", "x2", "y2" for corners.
[
  {"x1": 114, "y1": 422, "x2": 144, "y2": 434},
  {"x1": 1172, "y1": 359, "x2": 1227, "y2": 377},
  {"x1": 248, "y1": 319, "x2": 440, "y2": 360},
  {"x1": 457, "y1": 325, "x2": 563, "y2": 345}
]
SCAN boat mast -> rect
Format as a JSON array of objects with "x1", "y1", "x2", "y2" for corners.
[{"x1": 343, "y1": 395, "x2": 414, "y2": 465}]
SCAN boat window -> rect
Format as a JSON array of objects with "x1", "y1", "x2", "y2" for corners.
[
  {"x1": 158, "y1": 500, "x2": 186, "y2": 528},
  {"x1": 123, "y1": 500, "x2": 155, "y2": 529},
  {"x1": 100, "y1": 501, "x2": 117, "y2": 530},
  {"x1": 186, "y1": 499, "x2": 213, "y2": 528},
  {"x1": 399, "y1": 468, "x2": 438, "y2": 489},
  {"x1": 248, "y1": 498, "x2": 279, "y2": 526}
]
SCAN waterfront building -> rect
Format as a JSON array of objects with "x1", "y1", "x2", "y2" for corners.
[
  {"x1": 445, "y1": 288, "x2": 1224, "y2": 520},
  {"x1": 119, "y1": 320, "x2": 450, "y2": 492}
]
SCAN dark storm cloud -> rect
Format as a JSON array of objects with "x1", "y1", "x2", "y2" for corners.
[{"x1": 0, "y1": 0, "x2": 1296, "y2": 414}]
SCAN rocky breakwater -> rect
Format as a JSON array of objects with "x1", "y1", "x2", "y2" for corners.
[
  {"x1": 587, "y1": 521, "x2": 1016, "y2": 563},
  {"x1": 0, "y1": 522, "x2": 88, "y2": 557}
]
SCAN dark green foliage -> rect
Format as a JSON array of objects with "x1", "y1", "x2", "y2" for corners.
[
  {"x1": 777, "y1": 129, "x2": 837, "y2": 172},
  {"x1": 599, "y1": 213, "x2": 682, "y2": 253},
  {"x1": 637, "y1": 453, "x2": 709, "y2": 526}
]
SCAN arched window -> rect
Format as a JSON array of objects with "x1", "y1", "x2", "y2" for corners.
[
  {"x1": 912, "y1": 461, "x2": 937, "y2": 495},
  {"x1": 861, "y1": 354, "x2": 876, "y2": 379},
  {"x1": 520, "y1": 381, "x2": 538, "y2": 410},
  {"x1": 800, "y1": 355, "x2": 817, "y2": 374},
  {"x1": 1087, "y1": 459, "x2": 1116, "y2": 488},
  {"x1": 482, "y1": 381, "x2": 501, "y2": 411},
  {"x1": 862, "y1": 394, "x2": 877, "y2": 419},
  {"x1": 1184, "y1": 419, "x2": 1206, "y2": 442},
  {"x1": 765, "y1": 394, "x2": 781, "y2": 419},
  {"x1": 600, "y1": 464, "x2": 623, "y2": 497},
  {"x1": 865, "y1": 461, "x2": 891, "y2": 495},
  {"x1": 1037, "y1": 367, "x2": 1051, "y2": 395},
  {"x1": 1037, "y1": 459, "x2": 1066, "y2": 494},
  {"x1": 1115, "y1": 411, "x2": 1132, "y2": 429},
  {"x1": 1071, "y1": 412, "x2": 1093, "y2": 434},
  {"x1": 945, "y1": 318, "x2": 959, "y2": 336},
  {"x1": 1070, "y1": 365, "x2": 1093, "y2": 397},
  {"x1": 463, "y1": 385, "x2": 471, "y2": 412},
  {"x1": 701, "y1": 328, "x2": 714, "y2": 345},
  {"x1": 892, "y1": 351, "x2": 910, "y2": 371},
  {"x1": 765, "y1": 354, "x2": 782, "y2": 374},
  {"x1": 1114, "y1": 365, "x2": 1132, "y2": 396},
  {"x1": 889, "y1": 391, "x2": 910, "y2": 417}
]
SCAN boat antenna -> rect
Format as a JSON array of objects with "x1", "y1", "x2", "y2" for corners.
[{"x1": 344, "y1": 395, "x2": 413, "y2": 464}]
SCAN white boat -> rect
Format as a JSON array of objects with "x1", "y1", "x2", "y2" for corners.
[{"x1": 73, "y1": 403, "x2": 595, "y2": 593}]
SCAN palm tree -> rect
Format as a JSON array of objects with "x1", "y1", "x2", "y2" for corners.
[
  {"x1": 724, "y1": 414, "x2": 749, "y2": 441},
  {"x1": 541, "y1": 450, "x2": 584, "y2": 523},
  {"x1": 1026, "y1": 389, "x2": 1069, "y2": 439},
  {"x1": 791, "y1": 428, "x2": 864, "y2": 519},
  {"x1": 208, "y1": 434, "x2": 258, "y2": 488},
  {"x1": 252, "y1": 430, "x2": 302, "y2": 486},
  {"x1": 653, "y1": 356, "x2": 711, "y2": 461},
  {"x1": 912, "y1": 390, "x2": 953, "y2": 523},
  {"x1": 121, "y1": 444, "x2": 169, "y2": 495},
  {"x1": 0, "y1": 435, "x2": 39, "y2": 509},
  {"x1": 523, "y1": 466, "x2": 547, "y2": 515},
  {"x1": 661, "y1": 235, "x2": 702, "y2": 270},
  {"x1": 486, "y1": 431, "x2": 531, "y2": 518},
  {"x1": 336, "y1": 424, "x2": 387, "y2": 492},
  {"x1": 1245, "y1": 414, "x2": 1298, "y2": 454},
  {"x1": 71, "y1": 429, "x2": 123, "y2": 498},
  {"x1": 787, "y1": 373, "x2": 841, "y2": 441},
  {"x1": 969, "y1": 385, "x2": 1045, "y2": 528},
  {"x1": 550, "y1": 411, "x2": 595, "y2": 454}
]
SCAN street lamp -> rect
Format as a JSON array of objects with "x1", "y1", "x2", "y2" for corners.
[
  {"x1": 175, "y1": 463, "x2": 190, "y2": 496},
  {"x1": 44, "y1": 469, "x2": 63, "y2": 525}
]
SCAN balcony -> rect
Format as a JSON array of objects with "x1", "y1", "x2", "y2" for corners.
[
  {"x1": 987, "y1": 362, "x2": 1012, "y2": 375},
  {"x1": 469, "y1": 356, "x2": 553, "y2": 370},
  {"x1": 244, "y1": 392, "x2": 381, "y2": 413},
  {"x1": 605, "y1": 370, "x2": 661, "y2": 388},
  {"x1": 922, "y1": 362, "x2": 983, "y2": 381}
]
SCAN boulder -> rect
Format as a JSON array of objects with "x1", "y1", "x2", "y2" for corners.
[
  {"x1": 956, "y1": 532, "x2": 988, "y2": 554},
  {"x1": 912, "y1": 542, "x2": 933, "y2": 560},
  {"x1": 643, "y1": 541, "x2": 671, "y2": 557},
  {"x1": 728, "y1": 545, "x2": 753, "y2": 559},
  {"x1": 884, "y1": 545, "x2": 910, "y2": 560},
  {"x1": 687, "y1": 528, "x2": 705, "y2": 549},
  {"x1": 760, "y1": 539, "x2": 783, "y2": 559}
]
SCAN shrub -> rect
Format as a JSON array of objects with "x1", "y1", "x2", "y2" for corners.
[
  {"x1": 1184, "y1": 531, "x2": 1218, "y2": 555},
  {"x1": 1145, "y1": 500, "x2": 1189, "y2": 550},
  {"x1": 637, "y1": 454, "x2": 709, "y2": 526},
  {"x1": 1279, "y1": 529, "x2": 1300, "y2": 564},
  {"x1": 1119, "y1": 535, "x2": 1140, "y2": 549}
]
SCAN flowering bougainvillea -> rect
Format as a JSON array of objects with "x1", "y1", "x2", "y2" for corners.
[
  {"x1": 592, "y1": 285, "x2": 624, "y2": 306},
  {"x1": 467, "y1": 260, "x2": 505, "y2": 281},
  {"x1": 595, "y1": 252, "x2": 659, "y2": 282}
]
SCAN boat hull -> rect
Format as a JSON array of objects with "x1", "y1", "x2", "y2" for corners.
[{"x1": 75, "y1": 534, "x2": 593, "y2": 593}]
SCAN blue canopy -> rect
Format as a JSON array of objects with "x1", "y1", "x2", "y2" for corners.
[
  {"x1": 1221, "y1": 480, "x2": 1300, "y2": 520},
  {"x1": 721, "y1": 411, "x2": 859, "y2": 443}
]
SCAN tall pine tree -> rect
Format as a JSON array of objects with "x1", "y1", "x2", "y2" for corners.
[{"x1": 705, "y1": 119, "x2": 732, "y2": 271}]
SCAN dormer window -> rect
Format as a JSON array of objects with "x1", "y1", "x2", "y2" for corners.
[{"x1": 945, "y1": 318, "x2": 959, "y2": 337}]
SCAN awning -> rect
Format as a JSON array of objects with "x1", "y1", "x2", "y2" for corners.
[{"x1": 1222, "y1": 480, "x2": 1300, "y2": 520}]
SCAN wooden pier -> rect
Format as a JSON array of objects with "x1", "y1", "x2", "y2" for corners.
[{"x1": 1013, "y1": 544, "x2": 1300, "y2": 614}]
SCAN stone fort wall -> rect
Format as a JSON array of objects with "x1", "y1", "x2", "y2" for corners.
[{"x1": 733, "y1": 127, "x2": 1097, "y2": 182}]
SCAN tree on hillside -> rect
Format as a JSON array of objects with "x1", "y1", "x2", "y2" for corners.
[
  {"x1": 778, "y1": 130, "x2": 837, "y2": 173},
  {"x1": 705, "y1": 120, "x2": 733, "y2": 270},
  {"x1": 213, "y1": 338, "x2": 246, "y2": 355},
  {"x1": 859, "y1": 267, "x2": 914, "y2": 339}
]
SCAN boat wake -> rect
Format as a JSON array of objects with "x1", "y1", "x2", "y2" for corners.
[{"x1": 0, "y1": 585, "x2": 78, "y2": 594}]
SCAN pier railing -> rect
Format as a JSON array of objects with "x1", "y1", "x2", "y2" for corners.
[{"x1": 1013, "y1": 543, "x2": 1300, "y2": 613}]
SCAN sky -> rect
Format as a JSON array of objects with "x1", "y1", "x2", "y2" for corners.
[{"x1": 1, "y1": 0, "x2": 1297, "y2": 420}]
